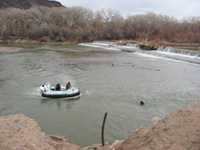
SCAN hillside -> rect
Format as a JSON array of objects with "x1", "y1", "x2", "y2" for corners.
[{"x1": 0, "y1": 0, "x2": 63, "y2": 9}]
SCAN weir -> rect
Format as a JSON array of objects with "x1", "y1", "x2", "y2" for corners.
[
  {"x1": 80, "y1": 41, "x2": 200, "y2": 65},
  {"x1": 158, "y1": 47, "x2": 200, "y2": 57}
]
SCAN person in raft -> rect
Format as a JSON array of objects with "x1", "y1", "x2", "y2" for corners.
[
  {"x1": 66, "y1": 82, "x2": 71, "y2": 90},
  {"x1": 55, "y1": 83, "x2": 61, "y2": 91}
]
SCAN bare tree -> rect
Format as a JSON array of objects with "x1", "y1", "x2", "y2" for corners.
[
  {"x1": 0, "y1": 28, "x2": 4, "y2": 39},
  {"x1": 0, "y1": 6, "x2": 199, "y2": 43}
]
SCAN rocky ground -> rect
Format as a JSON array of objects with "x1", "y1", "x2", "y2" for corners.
[
  {"x1": 0, "y1": 0, "x2": 63, "y2": 9},
  {"x1": 0, "y1": 104, "x2": 200, "y2": 150}
]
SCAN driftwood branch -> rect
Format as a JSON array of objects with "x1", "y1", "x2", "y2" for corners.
[{"x1": 101, "y1": 112, "x2": 107, "y2": 146}]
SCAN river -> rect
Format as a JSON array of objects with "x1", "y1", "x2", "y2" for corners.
[{"x1": 0, "y1": 42, "x2": 200, "y2": 147}]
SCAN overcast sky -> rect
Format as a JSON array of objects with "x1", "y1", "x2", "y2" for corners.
[{"x1": 56, "y1": 0, "x2": 200, "y2": 20}]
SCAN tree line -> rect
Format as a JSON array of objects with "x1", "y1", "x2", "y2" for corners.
[{"x1": 0, "y1": 6, "x2": 200, "y2": 43}]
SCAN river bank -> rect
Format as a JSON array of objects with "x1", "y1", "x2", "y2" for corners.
[
  {"x1": 0, "y1": 46, "x2": 24, "y2": 54},
  {"x1": 0, "y1": 104, "x2": 200, "y2": 150},
  {"x1": 1, "y1": 38, "x2": 200, "y2": 50},
  {"x1": 0, "y1": 41, "x2": 199, "y2": 56}
]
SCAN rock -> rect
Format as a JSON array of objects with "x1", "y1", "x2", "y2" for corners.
[
  {"x1": 121, "y1": 49, "x2": 136, "y2": 53},
  {"x1": 139, "y1": 44, "x2": 158, "y2": 50},
  {"x1": 0, "y1": 0, "x2": 63, "y2": 9},
  {"x1": 152, "y1": 117, "x2": 161, "y2": 125},
  {"x1": 81, "y1": 144, "x2": 103, "y2": 150},
  {"x1": 110, "y1": 140, "x2": 124, "y2": 149}
]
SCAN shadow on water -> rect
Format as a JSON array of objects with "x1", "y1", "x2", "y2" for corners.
[
  {"x1": 40, "y1": 97, "x2": 81, "y2": 110},
  {"x1": 0, "y1": 101, "x2": 14, "y2": 116},
  {"x1": 0, "y1": 78, "x2": 9, "y2": 88}
]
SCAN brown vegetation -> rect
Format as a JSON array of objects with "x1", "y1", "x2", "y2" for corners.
[{"x1": 0, "y1": 6, "x2": 200, "y2": 43}]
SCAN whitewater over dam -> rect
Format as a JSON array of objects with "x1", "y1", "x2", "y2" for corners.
[{"x1": 80, "y1": 41, "x2": 200, "y2": 66}]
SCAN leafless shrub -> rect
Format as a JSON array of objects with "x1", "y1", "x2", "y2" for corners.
[{"x1": 0, "y1": 6, "x2": 199, "y2": 43}]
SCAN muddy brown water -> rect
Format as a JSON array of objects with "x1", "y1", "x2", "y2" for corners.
[{"x1": 0, "y1": 43, "x2": 200, "y2": 147}]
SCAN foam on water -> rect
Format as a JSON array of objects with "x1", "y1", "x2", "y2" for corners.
[
  {"x1": 79, "y1": 43, "x2": 101, "y2": 48},
  {"x1": 155, "y1": 50, "x2": 200, "y2": 60},
  {"x1": 92, "y1": 41, "x2": 111, "y2": 46},
  {"x1": 136, "y1": 51, "x2": 200, "y2": 66},
  {"x1": 79, "y1": 41, "x2": 138, "y2": 51},
  {"x1": 79, "y1": 42, "x2": 120, "y2": 51},
  {"x1": 79, "y1": 42, "x2": 200, "y2": 66},
  {"x1": 104, "y1": 47, "x2": 120, "y2": 51},
  {"x1": 135, "y1": 52, "x2": 160, "y2": 59}
]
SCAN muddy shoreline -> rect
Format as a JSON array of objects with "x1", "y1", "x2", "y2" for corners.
[
  {"x1": 0, "y1": 46, "x2": 24, "y2": 54},
  {"x1": 1, "y1": 38, "x2": 200, "y2": 51}
]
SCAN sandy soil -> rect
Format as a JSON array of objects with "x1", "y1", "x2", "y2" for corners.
[
  {"x1": 0, "y1": 114, "x2": 80, "y2": 150},
  {"x1": 0, "y1": 47, "x2": 23, "y2": 54},
  {"x1": 115, "y1": 104, "x2": 200, "y2": 150},
  {"x1": 0, "y1": 104, "x2": 200, "y2": 150}
]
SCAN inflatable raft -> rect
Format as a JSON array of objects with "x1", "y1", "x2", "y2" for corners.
[{"x1": 40, "y1": 82, "x2": 81, "y2": 98}]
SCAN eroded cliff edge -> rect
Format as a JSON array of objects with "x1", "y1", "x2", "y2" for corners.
[{"x1": 0, "y1": 104, "x2": 200, "y2": 150}]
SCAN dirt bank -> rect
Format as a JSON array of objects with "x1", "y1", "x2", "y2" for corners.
[
  {"x1": 0, "y1": 104, "x2": 200, "y2": 150},
  {"x1": 0, "y1": 114, "x2": 80, "y2": 150},
  {"x1": 115, "y1": 104, "x2": 200, "y2": 150}
]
